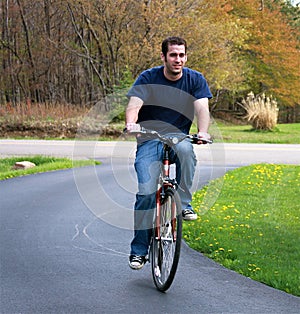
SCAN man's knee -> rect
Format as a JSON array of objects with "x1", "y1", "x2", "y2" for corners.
[{"x1": 135, "y1": 160, "x2": 161, "y2": 194}]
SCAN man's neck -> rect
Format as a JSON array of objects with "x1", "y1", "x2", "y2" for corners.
[{"x1": 163, "y1": 67, "x2": 183, "y2": 81}]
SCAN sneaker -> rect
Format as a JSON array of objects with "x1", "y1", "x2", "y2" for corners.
[
  {"x1": 182, "y1": 205, "x2": 198, "y2": 221},
  {"x1": 129, "y1": 255, "x2": 146, "y2": 270}
]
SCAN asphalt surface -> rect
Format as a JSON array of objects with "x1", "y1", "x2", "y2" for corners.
[
  {"x1": 1, "y1": 139, "x2": 300, "y2": 165},
  {"x1": 1, "y1": 141, "x2": 300, "y2": 313}
]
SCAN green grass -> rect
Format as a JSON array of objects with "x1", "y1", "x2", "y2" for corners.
[
  {"x1": 184, "y1": 164, "x2": 300, "y2": 296},
  {"x1": 0, "y1": 156, "x2": 100, "y2": 180},
  {"x1": 209, "y1": 121, "x2": 300, "y2": 144}
]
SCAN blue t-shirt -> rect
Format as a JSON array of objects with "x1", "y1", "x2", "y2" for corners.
[{"x1": 127, "y1": 66, "x2": 212, "y2": 134}]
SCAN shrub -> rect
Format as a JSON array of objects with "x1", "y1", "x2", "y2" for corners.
[{"x1": 241, "y1": 92, "x2": 279, "y2": 130}]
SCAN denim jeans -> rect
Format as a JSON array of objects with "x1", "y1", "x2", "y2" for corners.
[{"x1": 130, "y1": 137, "x2": 196, "y2": 256}]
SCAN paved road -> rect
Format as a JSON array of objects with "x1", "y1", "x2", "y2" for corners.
[
  {"x1": 1, "y1": 139, "x2": 300, "y2": 165},
  {"x1": 1, "y1": 140, "x2": 300, "y2": 313}
]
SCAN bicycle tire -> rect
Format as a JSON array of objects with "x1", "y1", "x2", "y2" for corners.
[{"x1": 151, "y1": 186, "x2": 182, "y2": 292}]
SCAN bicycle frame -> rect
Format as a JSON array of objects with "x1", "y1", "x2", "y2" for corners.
[
  {"x1": 155, "y1": 143, "x2": 178, "y2": 243},
  {"x1": 124, "y1": 126, "x2": 212, "y2": 291}
]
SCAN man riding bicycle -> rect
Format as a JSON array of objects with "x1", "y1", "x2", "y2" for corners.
[{"x1": 125, "y1": 36, "x2": 212, "y2": 270}]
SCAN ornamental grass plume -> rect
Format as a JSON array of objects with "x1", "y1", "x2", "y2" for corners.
[{"x1": 241, "y1": 92, "x2": 279, "y2": 131}]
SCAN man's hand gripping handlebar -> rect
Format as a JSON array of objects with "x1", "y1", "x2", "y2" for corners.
[{"x1": 123, "y1": 124, "x2": 213, "y2": 145}]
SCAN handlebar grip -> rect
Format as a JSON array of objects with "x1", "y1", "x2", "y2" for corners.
[{"x1": 123, "y1": 126, "x2": 147, "y2": 134}]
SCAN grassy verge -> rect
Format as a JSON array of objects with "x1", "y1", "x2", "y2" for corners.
[
  {"x1": 184, "y1": 164, "x2": 300, "y2": 296},
  {"x1": 210, "y1": 121, "x2": 300, "y2": 144},
  {"x1": 0, "y1": 156, "x2": 100, "y2": 180}
]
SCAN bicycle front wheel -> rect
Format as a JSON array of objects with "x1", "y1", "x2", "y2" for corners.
[{"x1": 151, "y1": 187, "x2": 182, "y2": 292}]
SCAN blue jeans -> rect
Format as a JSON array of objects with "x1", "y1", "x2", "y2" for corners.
[{"x1": 130, "y1": 138, "x2": 196, "y2": 256}]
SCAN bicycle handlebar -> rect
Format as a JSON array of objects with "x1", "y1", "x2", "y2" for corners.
[{"x1": 123, "y1": 127, "x2": 213, "y2": 145}]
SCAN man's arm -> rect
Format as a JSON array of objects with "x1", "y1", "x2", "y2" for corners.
[
  {"x1": 194, "y1": 98, "x2": 211, "y2": 140},
  {"x1": 125, "y1": 96, "x2": 143, "y2": 131}
]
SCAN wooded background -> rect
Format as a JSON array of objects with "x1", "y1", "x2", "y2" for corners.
[{"x1": 1, "y1": 0, "x2": 299, "y2": 122}]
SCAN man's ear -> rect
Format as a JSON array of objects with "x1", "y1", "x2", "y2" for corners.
[{"x1": 160, "y1": 52, "x2": 166, "y2": 62}]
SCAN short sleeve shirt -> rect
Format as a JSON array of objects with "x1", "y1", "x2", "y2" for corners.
[{"x1": 127, "y1": 66, "x2": 212, "y2": 134}]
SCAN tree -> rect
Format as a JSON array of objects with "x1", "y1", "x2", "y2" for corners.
[
  {"x1": 226, "y1": 0, "x2": 300, "y2": 106},
  {"x1": 0, "y1": 0, "x2": 298, "y2": 123}
]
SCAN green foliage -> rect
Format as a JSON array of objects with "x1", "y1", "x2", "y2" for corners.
[
  {"x1": 109, "y1": 67, "x2": 134, "y2": 123},
  {"x1": 275, "y1": 0, "x2": 300, "y2": 32},
  {"x1": 184, "y1": 164, "x2": 300, "y2": 296}
]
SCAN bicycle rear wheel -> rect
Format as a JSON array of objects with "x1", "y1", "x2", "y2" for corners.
[{"x1": 151, "y1": 187, "x2": 182, "y2": 292}]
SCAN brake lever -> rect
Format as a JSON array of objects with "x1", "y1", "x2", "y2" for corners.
[{"x1": 190, "y1": 134, "x2": 213, "y2": 144}]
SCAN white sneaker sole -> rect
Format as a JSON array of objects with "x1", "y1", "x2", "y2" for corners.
[
  {"x1": 182, "y1": 214, "x2": 197, "y2": 221},
  {"x1": 128, "y1": 261, "x2": 145, "y2": 270}
]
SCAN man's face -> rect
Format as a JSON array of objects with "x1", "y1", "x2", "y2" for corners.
[{"x1": 161, "y1": 44, "x2": 187, "y2": 76}]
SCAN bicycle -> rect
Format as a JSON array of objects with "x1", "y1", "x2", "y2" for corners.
[{"x1": 125, "y1": 127, "x2": 212, "y2": 292}]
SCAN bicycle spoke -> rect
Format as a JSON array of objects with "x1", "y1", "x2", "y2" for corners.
[{"x1": 151, "y1": 188, "x2": 182, "y2": 292}]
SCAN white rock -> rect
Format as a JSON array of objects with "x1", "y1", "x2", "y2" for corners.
[{"x1": 13, "y1": 161, "x2": 36, "y2": 170}]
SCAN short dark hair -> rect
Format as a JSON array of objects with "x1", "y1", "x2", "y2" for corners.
[{"x1": 161, "y1": 37, "x2": 187, "y2": 57}]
